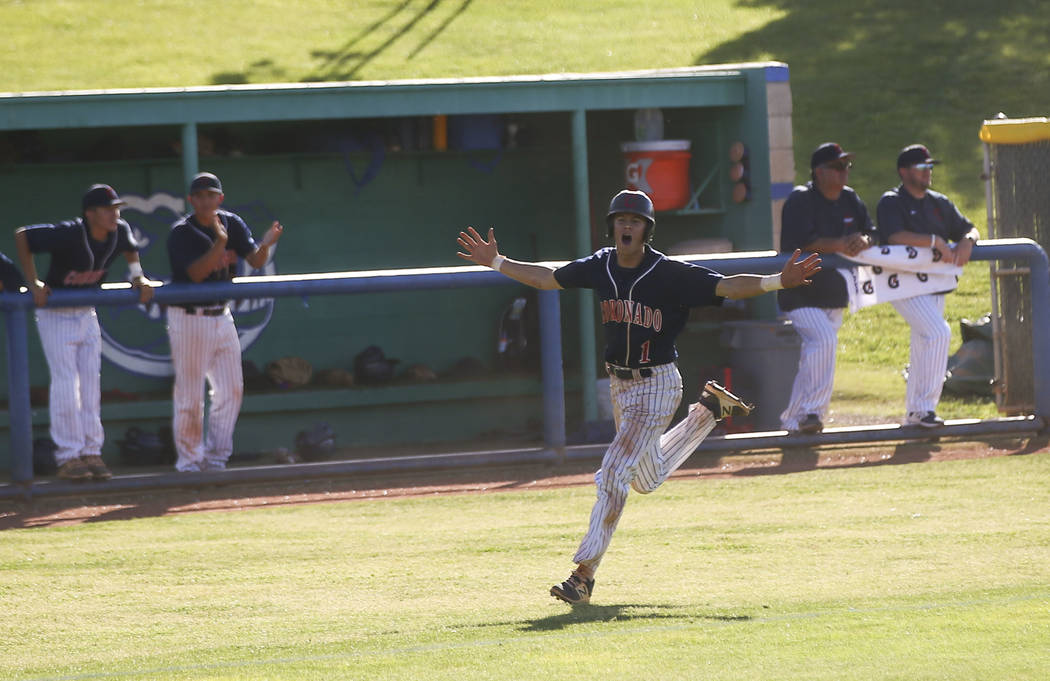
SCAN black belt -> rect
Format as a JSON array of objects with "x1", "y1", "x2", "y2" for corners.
[
  {"x1": 177, "y1": 304, "x2": 227, "y2": 316},
  {"x1": 606, "y1": 364, "x2": 654, "y2": 380}
]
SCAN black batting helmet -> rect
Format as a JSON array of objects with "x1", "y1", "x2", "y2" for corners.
[{"x1": 605, "y1": 189, "x2": 656, "y2": 241}]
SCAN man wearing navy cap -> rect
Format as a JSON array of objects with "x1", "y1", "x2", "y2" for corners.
[
  {"x1": 778, "y1": 142, "x2": 875, "y2": 434},
  {"x1": 166, "y1": 171, "x2": 284, "y2": 472},
  {"x1": 14, "y1": 184, "x2": 154, "y2": 481},
  {"x1": 876, "y1": 144, "x2": 980, "y2": 427}
]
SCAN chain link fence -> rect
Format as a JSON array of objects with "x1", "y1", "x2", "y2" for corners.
[{"x1": 982, "y1": 120, "x2": 1050, "y2": 414}]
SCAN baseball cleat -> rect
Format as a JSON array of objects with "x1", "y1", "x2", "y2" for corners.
[
  {"x1": 56, "y1": 458, "x2": 93, "y2": 482},
  {"x1": 550, "y1": 573, "x2": 594, "y2": 605},
  {"x1": 904, "y1": 411, "x2": 944, "y2": 428},
  {"x1": 81, "y1": 455, "x2": 112, "y2": 481},
  {"x1": 797, "y1": 413, "x2": 824, "y2": 434},
  {"x1": 699, "y1": 380, "x2": 754, "y2": 419}
]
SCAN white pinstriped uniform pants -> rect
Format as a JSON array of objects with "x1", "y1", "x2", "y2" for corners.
[
  {"x1": 780, "y1": 307, "x2": 843, "y2": 430},
  {"x1": 572, "y1": 363, "x2": 716, "y2": 571},
  {"x1": 891, "y1": 293, "x2": 950, "y2": 415},
  {"x1": 166, "y1": 307, "x2": 244, "y2": 471},
  {"x1": 35, "y1": 307, "x2": 104, "y2": 465}
]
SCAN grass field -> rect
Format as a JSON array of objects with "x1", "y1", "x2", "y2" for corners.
[
  {"x1": 1, "y1": 8, "x2": 1049, "y2": 675},
  {"x1": 2, "y1": 452, "x2": 1048, "y2": 680}
]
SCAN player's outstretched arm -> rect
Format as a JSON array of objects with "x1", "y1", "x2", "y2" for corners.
[
  {"x1": 715, "y1": 249, "x2": 821, "y2": 300},
  {"x1": 456, "y1": 226, "x2": 562, "y2": 290}
]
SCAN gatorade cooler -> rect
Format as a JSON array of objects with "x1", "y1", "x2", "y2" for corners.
[{"x1": 621, "y1": 139, "x2": 692, "y2": 211}]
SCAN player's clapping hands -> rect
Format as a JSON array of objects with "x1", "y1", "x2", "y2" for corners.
[
  {"x1": 210, "y1": 215, "x2": 228, "y2": 243},
  {"x1": 261, "y1": 221, "x2": 284, "y2": 248},
  {"x1": 780, "y1": 249, "x2": 822, "y2": 289}
]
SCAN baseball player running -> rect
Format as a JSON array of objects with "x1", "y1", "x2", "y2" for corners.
[
  {"x1": 14, "y1": 184, "x2": 154, "y2": 482},
  {"x1": 166, "y1": 172, "x2": 283, "y2": 472},
  {"x1": 457, "y1": 189, "x2": 820, "y2": 604}
]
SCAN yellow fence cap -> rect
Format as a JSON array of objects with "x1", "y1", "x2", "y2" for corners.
[{"x1": 979, "y1": 117, "x2": 1050, "y2": 145}]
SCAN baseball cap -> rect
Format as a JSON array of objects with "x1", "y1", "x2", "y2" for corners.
[
  {"x1": 189, "y1": 171, "x2": 223, "y2": 194},
  {"x1": 810, "y1": 142, "x2": 855, "y2": 169},
  {"x1": 897, "y1": 144, "x2": 939, "y2": 168},
  {"x1": 82, "y1": 184, "x2": 126, "y2": 210}
]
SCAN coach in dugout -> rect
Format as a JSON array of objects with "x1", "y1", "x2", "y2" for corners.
[
  {"x1": 875, "y1": 144, "x2": 980, "y2": 429},
  {"x1": 14, "y1": 184, "x2": 153, "y2": 482},
  {"x1": 778, "y1": 142, "x2": 874, "y2": 435},
  {"x1": 166, "y1": 171, "x2": 283, "y2": 473}
]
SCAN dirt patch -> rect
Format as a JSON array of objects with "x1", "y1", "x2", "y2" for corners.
[{"x1": 1, "y1": 435, "x2": 1046, "y2": 530}]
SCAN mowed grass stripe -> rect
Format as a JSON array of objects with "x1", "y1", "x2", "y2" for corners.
[{"x1": 15, "y1": 590, "x2": 1048, "y2": 681}]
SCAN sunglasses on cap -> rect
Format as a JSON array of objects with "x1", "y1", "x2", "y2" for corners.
[
  {"x1": 911, "y1": 162, "x2": 935, "y2": 170},
  {"x1": 821, "y1": 160, "x2": 852, "y2": 171}
]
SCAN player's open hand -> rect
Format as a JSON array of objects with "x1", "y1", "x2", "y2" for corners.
[
  {"x1": 456, "y1": 227, "x2": 499, "y2": 267},
  {"x1": 780, "y1": 249, "x2": 821, "y2": 289}
]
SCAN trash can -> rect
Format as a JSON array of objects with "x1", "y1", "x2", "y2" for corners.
[{"x1": 720, "y1": 320, "x2": 801, "y2": 431}]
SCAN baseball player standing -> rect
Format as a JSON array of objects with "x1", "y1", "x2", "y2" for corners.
[
  {"x1": 778, "y1": 143, "x2": 874, "y2": 434},
  {"x1": 457, "y1": 189, "x2": 820, "y2": 604},
  {"x1": 14, "y1": 184, "x2": 154, "y2": 482},
  {"x1": 875, "y1": 144, "x2": 979, "y2": 428},
  {"x1": 166, "y1": 172, "x2": 283, "y2": 472}
]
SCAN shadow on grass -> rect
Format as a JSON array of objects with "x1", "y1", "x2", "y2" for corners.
[
  {"x1": 0, "y1": 459, "x2": 593, "y2": 531},
  {"x1": 694, "y1": 0, "x2": 1050, "y2": 202},
  {"x1": 730, "y1": 440, "x2": 941, "y2": 477},
  {"x1": 519, "y1": 604, "x2": 752, "y2": 632},
  {"x1": 211, "y1": 0, "x2": 475, "y2": 84},
  {"x1": 311, "y1": 0, "x2": 472, "y2": 82}
]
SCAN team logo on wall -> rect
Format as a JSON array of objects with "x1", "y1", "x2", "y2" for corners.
[{"x1": 97, "y1": 192, "x2": 277, "y2": 377}]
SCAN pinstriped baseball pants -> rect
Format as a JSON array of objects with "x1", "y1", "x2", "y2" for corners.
[
  {"x1": 780, "y1": 307, "x2": 843, "y2": 430},
  {"x1": 166, "y1": 307, "x2": 244, "y2": 471},
  {"x1": 572, "y1": 363, "x2": 716, "y2": 571},
  {"x1": 891, "y1": 293, "x2": 950, "y2": 415},
  {"x1": 35, "y1": 307, "x2": 104, "y2": 465}
]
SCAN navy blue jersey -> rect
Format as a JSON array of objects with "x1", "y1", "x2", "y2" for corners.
[
  {"x1": 875, "y1": 185, "x2": 973, "y2": 245},
  {"x1": 22, "y1": 218, "x2": 138, "y2": 289},
  {"x1": 778, "y1": 182, "x2": 873, "y2": 311},
  {"x1": 167, "y1": 210, "x2": 258, "y2": 284},
  {"x1": 0, "y1": 251, "x2": 25, "y2": 292},
  {"x1": 554, "y1": 246, "x2": 724, "y2": 367}
]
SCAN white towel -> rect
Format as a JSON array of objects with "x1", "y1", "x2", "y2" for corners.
[{"x1": 838, "y1": 245, "x2": 963, "y2": 312}]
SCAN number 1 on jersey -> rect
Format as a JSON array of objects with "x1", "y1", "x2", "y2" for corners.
[{"x1": 639, "y1": 340, "x2": 651, "y2": 364}]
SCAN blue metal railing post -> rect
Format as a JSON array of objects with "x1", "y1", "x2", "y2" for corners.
[
  {"x1": 4, "y1": 305, "x2": 34, "y2": 484},
  {"x1": 538, "y1": 289, "x2": 566, "y2": 462}
]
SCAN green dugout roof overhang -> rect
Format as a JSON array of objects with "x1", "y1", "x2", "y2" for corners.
[{"x1": 0, "y1": 65, "x2": 754, "y2": 130}]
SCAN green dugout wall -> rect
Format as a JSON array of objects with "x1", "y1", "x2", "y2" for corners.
[{"x1": 0, "y1": 64, "x2": 794, "y2": 464}]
